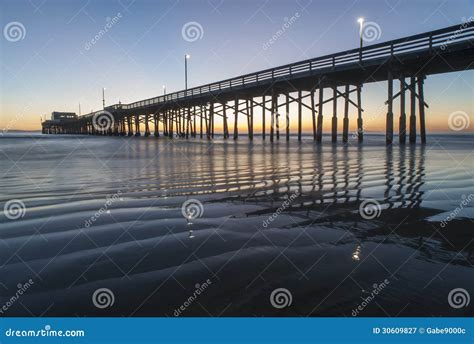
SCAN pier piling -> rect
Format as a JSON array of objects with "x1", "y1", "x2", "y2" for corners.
[
  {"x1": 357, "y1": 85, "x2": 363, "y2": 142},
  {"x1": 317, "y1": 86, "x2": 323, "y2": 142},
  {"x1": 386, "y1": 71, "x2": 394, "y2": 145},
  {"x1": 418, "y1": 76, "x2": 427, "y2": 144},
  {"x1": 409, "y1": 77, "x2": 417, "y2": 143},
  {"x1": 399, "y1": 78, "x2": 406, "y2": 144},
  {"x1": 298, "y1": 91, "x2": 302, "y2": 141},
  {"x1": 332, "y1": 86, "x2": 337, "y2": 143}
]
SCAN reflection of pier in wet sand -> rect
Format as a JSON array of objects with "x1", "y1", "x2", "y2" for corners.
[{"x1": 0, "y1": 137, "x2": 472, "y2": 317}]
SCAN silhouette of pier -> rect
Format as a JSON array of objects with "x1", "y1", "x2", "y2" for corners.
[{"x1": 42, "y1": 23, "x2": 474, "y2": 144}]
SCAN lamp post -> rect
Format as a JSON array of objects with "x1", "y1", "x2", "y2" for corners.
[
  {"x1": 358, "y1": 18, "x2": 364, "y2": 61},
  {"x1": 185, "y1": 54, "x2": 190, "y2": 90},
  {"x1": 102, "y1": 87, "x2": 106, "y2": 109},
  {"x1": 163, "y1": 85, "x2": 166, "y2": 95}
]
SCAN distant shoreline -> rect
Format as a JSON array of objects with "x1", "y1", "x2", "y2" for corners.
[{"x1": 1, "y1": 130, "x2": 42, "y2": 133}]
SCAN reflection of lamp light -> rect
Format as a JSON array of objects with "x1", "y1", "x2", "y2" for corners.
[
  {"x1": 188, "y1": 229, "x2": 195, "y2": 239},
  {"x1": 352, "y1": 245, "x2": 361, "y2": 261}
]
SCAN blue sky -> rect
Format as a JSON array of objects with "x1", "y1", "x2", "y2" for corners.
[{"x1": 0, "y1": 0, "x2": 472, "y2": 131}]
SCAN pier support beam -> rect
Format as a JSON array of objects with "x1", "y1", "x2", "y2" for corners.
[
  {"x1": 118, "y1": 118, "x2": 125, "y2": 136},
  {"x1": 211, "y1": 105, "x2": 215, "y2": 139},
  {"x1": 285, "y1": 94, "x2": 290, "y2": 141},
  {"x1": 386, "y1": 71, "x2": 394, "y2": 145},
  {"x1": 298, "y1": 90, "x2": 302, "y2": 141},
  {"x1": 134, "y1": 115, "x2": 141, "y2": 136},
  {"x1": 223, "y1": 102, "x2": 229, "y2": 139},
  {"x1": 204, "y1": 106, "x2": 209, "y2": 139},
  {"x1": 331, "y1": 86, "x2": 337, "y2": 143},
  {"x1": 418, "y1": 76, "x2": 427, "y2": 144},
  {"x1": 169, "y1": 110, "x2": 174, "y2": 139},
  {"x1": 186, "y1": 108, "x2": 190, "y2": 139},
  {"x1": 342, "y1": 85, "x2": 349, "y2": 143},
  {"x1": 176, "y1": 110, "x2": 180, "y2": 138},
  {"x1": 233, "y1": 98, "x2": 238, "y2": 140},
  {"x1": 262, "y1": 96, "x2": 266, "y2": 140},
  {"x1": 176, "y1": 111, "x2": 180, "y2": 136},
  {"x1": 409, "y1": 77, "x2": 416, "y2": 143},
  {"x1": 200, "y1": 106, "x2": 203, "y2": 138},
  {"x1": 248, "y1": 99, "x2": 254, "y2": 140},
  {"x1": 154, "y1": 113, "x2": 159, "y2": 137},
  {"x1": 163, "y1": 111, "x2": 168, "y2": 136},
  {"x1": 183, "y1": 109, "x2": 186, "y2": 137},
  {"x1": 311, "y1": 89, "x2": 316, "y2": 141},
  {"x1": 275, "y1": 96, "x2": 280, "y2": 140},
  {"x1": 184, "y1": 108, "x2": 187, "y2": 137},
  {"x1": 208, "y1": 104, "x2": 213, "y2": 140},
  {"x1": 357, "y1": 85, "x2": 363, "y2": 142},
  {"x1": 399, "y1": 78, "x2": 406, "y2": 144},
  {"x1": 180, "y1": 109, "x2": 184, "y2": 136},
  {"x1": 113, "y1": 119, "x2": 119, "y2": 136},
  {"x1": 270, "y1": 91, "x2": 276, "y2": 142},
  {"x1": 193, "y1": 106, "x2": 197, "y2": 137},
  {"x1": 317, "y1": 86, "x2": 323, "y2": 142},
  {"x1": 127, "y1": 116, "x2": 133, "y2": 136},
  {"x1": 144, "y1": 114, "x2": 150, "y2": 137}
]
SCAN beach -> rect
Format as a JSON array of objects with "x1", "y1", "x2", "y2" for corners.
[{"x1": 0, "y1": 133, "x2": 472, "y2": 316}]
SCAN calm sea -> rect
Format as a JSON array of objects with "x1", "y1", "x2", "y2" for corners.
[{"x1": 0, "y1": 133, "x2": 472, "y2": 316}]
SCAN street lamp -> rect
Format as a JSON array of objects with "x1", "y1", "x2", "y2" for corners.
[
  {"x1": 357, "y1": 18, "x2": 364, "y2": 61},
  {"x1": 102, "y1": 87, "x2": 106, "y2": 109},
  {"x1": 185, "y1": 54, "x2": 190, "y2": 90},
  {"x1": 163, "y1": 85, "x2": 166, "y2": 95}
]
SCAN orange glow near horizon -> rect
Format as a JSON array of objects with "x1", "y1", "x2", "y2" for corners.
[
  {"x1": 1, "y1": 76, "x2": 472, "y2": 133},
  {"x1": 1, "y1": 103, "x2": 472, "y2": 133}
]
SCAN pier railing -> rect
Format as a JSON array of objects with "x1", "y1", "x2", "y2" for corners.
[{"x1": 88, "y1": 22, "x2": 473, "y2": 116}]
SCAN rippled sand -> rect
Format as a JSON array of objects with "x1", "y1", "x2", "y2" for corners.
[{"x1": 0, "y1": 133, "x2": 472, "y2": 316}]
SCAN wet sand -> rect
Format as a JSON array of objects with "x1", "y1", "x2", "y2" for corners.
[{"x1": 0, "y1": 133, "x2": 472, "y2": 316}]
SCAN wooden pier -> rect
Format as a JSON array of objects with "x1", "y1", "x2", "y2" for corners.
[{"x1": 42, "y1": 23, "x2": 474, "y2": 144}]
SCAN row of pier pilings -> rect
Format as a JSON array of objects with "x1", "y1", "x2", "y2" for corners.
[
  {"x1": 42, "y1": 126, "x2": 64, "y2": 134},
  {"x1": 48, "y1": 74, "x2": 427, "y2": 144}
]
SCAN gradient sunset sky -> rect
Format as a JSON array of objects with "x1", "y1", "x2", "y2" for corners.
[{"x1": 0, "y1": 0, "x2": 472, "y2": 132}]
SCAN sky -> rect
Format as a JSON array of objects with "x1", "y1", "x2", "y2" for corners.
[{"x1": 0, "y1": 0, "x2": 472, "y2": 132}]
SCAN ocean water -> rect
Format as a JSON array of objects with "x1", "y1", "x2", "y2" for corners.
[{"x1": 0, "y1": 133, "x2": 472, "y2": 317}]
